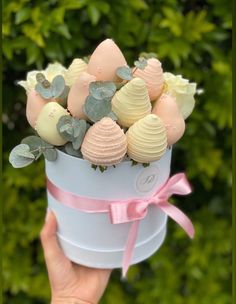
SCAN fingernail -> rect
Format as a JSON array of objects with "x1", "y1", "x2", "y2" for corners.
[{"x1": 45, "y1": 208, "x2": 51, "y2": 222}]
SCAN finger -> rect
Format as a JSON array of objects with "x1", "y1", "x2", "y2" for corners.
[
  {"x1": 40, "y1": 210, "x2": 69, "y2": 274},
  {"x1": 75, "y1": 266, "x2": 113, "y2": 302}
]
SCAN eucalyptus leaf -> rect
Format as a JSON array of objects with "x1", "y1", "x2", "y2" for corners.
[
  {"x1": 43, "y1": 149, "x2": 58, "y2": 161},
  {"x1": 73, "y1": 119, "x2": 87, "y2": 138},
  {"x1": 56, "y1": 85, "x2": 70, "y2": 104},
  {"x1": 51, "y1": 75, "x2": 65, "y2": 98},
  {"x1": 71, "y1": 120, "x2": 87, "y2": 150},
  {"x1": 89, "y1": 81, "x2": 116, "y2": 100},
  {"x1": 107, "y1": 111, "x2": 118, "y2": 121},
  {"x1": 83, "y1": 95, "x2": 112, "y2": 123},
  {"x1": 67, "y1": 126, "x2": 74, "y2": 135},
  {"x1": 36, "y1": 73, "x2": 51, "y2": 88},
  {"x1": 72, "y1": 136, "x2": 84, "y2": 150},
  {"x1": 59, "y1": 123, "x2": 71, "y2": 133},
  {"x1": 134, "y1": 57, "x2": 147, "y2": 70},
  {"x1": 21, "y1": 135, "x2": 53, "y2": 149},
  {"x1": 9, "y1": 144, "x2": 35, "y2": 168},
  {"x1": 21, "y1": 135, "x2": 52, "y2": 159},
  {"x1": 35, "y1": 151, "x2": 43, "y2": 160},
  {"x1": 35, "y1": 83, "x2": 53, "y2": 99},
  {"x1": 10, "y1": 144, "x2": 35, "y2": 159},
  {"x1": 86, "y1": 122, "x2": 92, "y2": 131},
  {"x1": 36, "y1": 73, "x2": 46, "y2": 84},
  {"x1": 57, "y1": 116, "x2": 87, "y2": 144},
  {"x1": 57, "y1": 116, "x2": 74, "y2": 141},
  {"x1": 9, "y1": 155, "x2": 35, "y2": 168},
  {"x1": 57, "y1": 115, "x2": 72, "y2": 128},
  {"x1": 40, "y1": 139, "x2": 54, "y2": 149},
  {"x1": 116, "y1": 66, "x2": 133, "y2": 81},
  {"x1": 65, "y1": 143, "x2": 82, "y2": 158},
  {"x1": 21, "y1": 136, "x2": 42, "y2": 150}
]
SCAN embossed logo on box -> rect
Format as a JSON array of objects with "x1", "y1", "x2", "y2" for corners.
[{"x1": 136, "y1": 166, "x2": 159, "y2": 193}]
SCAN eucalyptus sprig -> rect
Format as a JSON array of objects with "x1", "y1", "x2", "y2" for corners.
[
  {"x1": 116, "y1": 57, "x2": 147, "y2": 82},
  {"x1": 89, "y1": 81, "x2": 116, "y2": 100},
  {"x1": 9, "y1": 136, "x2": 57, "y2": 168},
  {"x1": 82, "y1": 81, "x2": 118, "y2": 123},
  {"x1": 134, "y1": 57, "x2": 148, "y2": 70},
  {"x1": 57, "y1": 115, "x2": 87, "y2": 150},
  {"x1": 35, "y1": 73, "x2": 69, "y2": 103},
  {"x1": 64, "y1": 142, "x2": 83, "y2": 158}
]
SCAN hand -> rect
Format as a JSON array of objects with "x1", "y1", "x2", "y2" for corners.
[{"x1": 40, "y1": 210, "x2": 112, "y2": 304}]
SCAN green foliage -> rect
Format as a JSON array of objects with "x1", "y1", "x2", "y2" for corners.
[
  {"x1": 9, "y1": 144, "x2": 35, "y2": 168},
  {"x1": 2, "y1": 0, "x2": 232, "y2": 303},
  {"x1": 57, "y1": 115, "x2": 87, "y2": 150},
  {"x1": 89, "y1": 81, "x2": 117, "y2": 100},
  {"x1": 134, "y1": 57, "x2": 148, "y2": 70},
  {"x1": 35, "y1": 73, "x2": 69, "y2": 102},
  {"x1": 21, "y1": 135, "x2": 57, "y2": 162},
  {"x1": 9, "y1": 136, "x2": 58, "y2": 168},
  {"x1": 83, "y1": 95, "x2": 115, "y2": 123},
  {"x1": 116, "y1": 66, "x2": 133, "y2": 81}
]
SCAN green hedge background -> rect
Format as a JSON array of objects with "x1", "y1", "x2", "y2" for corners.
[{"x1": 2, "y1": 0, "x2": 232, "y2": 303}]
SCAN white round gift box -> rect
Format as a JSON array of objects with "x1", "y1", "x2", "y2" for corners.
[{"x1": 45, "y1": 147, "x2": 172, "y2": 269}]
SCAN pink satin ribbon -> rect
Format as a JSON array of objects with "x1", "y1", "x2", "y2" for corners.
[{"x1": 47, "y1": 173, "x2": 195, "y2": 277}]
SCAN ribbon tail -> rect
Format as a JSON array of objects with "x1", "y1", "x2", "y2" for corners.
[
  {"x1": 158, "y1": 202, "x2": 195, "y2": 239},
  {"x1": 122, "y1": 220, "x2": 140, "y2": 278}
]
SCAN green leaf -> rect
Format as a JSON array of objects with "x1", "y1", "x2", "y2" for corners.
[
  {"x1": 21, "y1": 135, "x2": 53, "y2": 149},
  {"x1": 59, "y1": 123, "x2": 72, "y2": 133},
  {"x1": 65, "y1": 143, "x2": 82, "y2": 158},
  {"x1": 89, "y1": 81, "x2": 116, "y2": 100},
  {"x1": 72, "y1": 137, "x2": 83, "y2": 150},
  {"x1": 107, "y1": 111, "x2": 118, "y2": 121},
  {"x1": 116, "y1": 66, "x2": 133, "y2": 81},
  {"x1": 83, "y1": 95, "x2": 112, "y2": 123},
  {"x1": 55, "y1": 24, "x2": 71, "y2": 39},
  {"x1": 57, "y1": 116, "x2": 87, "y2": 146},
  {"x1": 36, "y1": 73, "x2": 51, "y2": 94},
  {"x1": 9, "y1": 144, "x2": 35, "y2": 168},
  {"x1": 134, "y1": 57, "x2": 147, "y2": 70},
  {"x1": 51, "y1": 75, "x2": 66, "y2": 98},
  {"x1": 21, "y1": 136, "x2": 42, "y2": 159},
  {"x1": 57, "y1": 115, "x2": 74, "y2": 141},
  {"x1": 21, "y1": 135, "x2": 53, "y2": 160},
  {"x1": 21, "y1": 136, "x2": 43, "y2": 150},
  {"x1": 72, "y1": 119, "x2": 87, "y2": 138},
  {"x1": 71, "y1": 119, "x2": 87, "y2": 149},
  {"x1": 35, "y1": 83, "x2": 52, "y2": 99},
  {"x1": 10, "y1": 144, "x2": 35, "y2": 159},
  {"x1": 56, "y1": 85, "x2": 70, "y2": 104},
  {"x1": 9, "y1": 155, "x2": 35, "y2": 169},
  {"x1": 43, "y1": 149, "x2": 57, "y2": 161},
  {"x1": 15, "y1": 7, "x2": 31, "y2": 25},
  {"x1": 87, "y1": 5, "x2": 101, "y2": 25}
]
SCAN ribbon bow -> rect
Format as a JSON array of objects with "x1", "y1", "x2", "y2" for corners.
[
  {"x1": 109, "y1": 173, "x2": 194, "y2": 276},
  {"x1": 47, "y1": 173, "x2": 195, "y2": 278}
]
